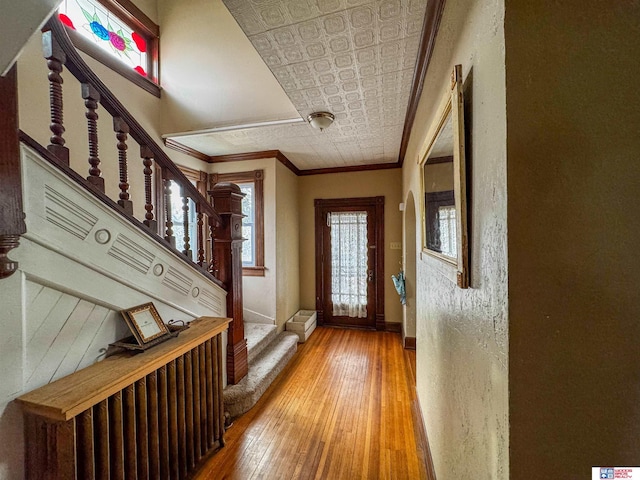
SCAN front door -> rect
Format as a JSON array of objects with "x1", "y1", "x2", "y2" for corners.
[{"x1": 315, "y1": 197, "x2": 385, "y2": 330}]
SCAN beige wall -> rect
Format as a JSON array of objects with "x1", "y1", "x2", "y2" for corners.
[
  {"x1": 402, "y1": 0, "x2": 508, "y2": 478},
  {"x1": 275, "y1": 162, "x2": 300, "y2": 329},
  {"x1": 298, "y1": 169, "x2": 404, "y2": 324},
  {"x1": 505, "y1": 1, "x2": 640, "y2": 478}
]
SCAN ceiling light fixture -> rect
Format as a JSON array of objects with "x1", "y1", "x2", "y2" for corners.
[{"x1": 307, "y1": 112, "x2": 335, "y2": 132}]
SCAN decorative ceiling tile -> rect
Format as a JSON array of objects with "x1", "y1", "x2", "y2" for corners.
[{"x1": 200, "y1": 0, "x2": 431, "y2": 170}]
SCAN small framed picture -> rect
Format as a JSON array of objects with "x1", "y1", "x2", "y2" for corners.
[{"x1": 120, "y1": 302, "x2": 169, "y2": 345}]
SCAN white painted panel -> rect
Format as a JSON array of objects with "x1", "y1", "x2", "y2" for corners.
[
  {"x1": 25, "y1": 287, "x2": 62, "y2": 344},
  {"x1": 25, "y1": 280, "x2": 43, "y2": 308},
  {"x1": 73, "y1": 305, "x2": 113, "y2": 372},
  {"x1": 25, "y1": 292, "x2": 80, "y2": 387},
  {"x1": 34, "y1": 299, "x2": 95, "y2": 387},
  {"x1": 76, "y1": 309, "x2": 124, "y2": 371}
]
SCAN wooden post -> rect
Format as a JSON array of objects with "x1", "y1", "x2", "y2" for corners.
[
  {"x1": 209, "y1": 182, "x2": 247, "y2": 384},
  {"x1": 0, "y1": 65, "x2": 26, "y2": 279}
]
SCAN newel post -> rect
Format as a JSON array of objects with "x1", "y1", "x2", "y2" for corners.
[
  {"x1": 0, "y1": 65, "x2": 27, "y2": 279},
  {"x1": 209, "y1": 183, "x2": 247, "y2": 385}
]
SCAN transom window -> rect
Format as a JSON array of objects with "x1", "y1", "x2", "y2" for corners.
[{"x1": 58, "y1": 0, "x2": 160, "y2": 96}]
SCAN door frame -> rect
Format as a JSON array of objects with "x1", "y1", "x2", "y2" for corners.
[{"x1": 314, "y1": 196, "x2": 385, "y2": 330}]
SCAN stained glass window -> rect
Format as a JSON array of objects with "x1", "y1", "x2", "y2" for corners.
[{"x1": 57, "y1": 0, "x2": 157, "y2": 84}]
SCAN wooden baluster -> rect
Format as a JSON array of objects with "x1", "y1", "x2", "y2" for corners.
[
  {"x1": 82, "y1": 83, "x2": 104, "y2": 192},
  {"x1": 199, "y1": 343, "x2": 208, "y2": 454},
  {"x1": 113, "y1": 117, "x2": 133, "y2": 215},
  {"x1": 140, "y1": 146, "x2": 157, "y2": 231},
  {"x1": 147, "y1": 372, "x2": 160, "y2": 480},
  {"x1": 167, "y1": 360, "x2": 180, "y2": 480},
  {"x1": 42, "y1": 31, "x2": 69, "y2": 165},
  {"x1": 157, "y1": 366, "x2": 170, "y2": 479},
  {"x1": 205, "y1": 339, "x2": 214, "y2": 449},
  {"x1": 77, "y1": 409, "x2": 95, "y2": 479},
  {"x1": 192, "y1": 347, "x2": 202, "y2": 462},
  {"x1": 163, "y1": 175, "x2": 175, "y2": 248},
  {"x1": 216, "y1": 334, "x2": 226, "y2": 446},
  {"x1": 208, "y1": 216, "x2": 217, "y2": 276},
  {"x1": 182, "y1": 188, "x2": 192, "y2": 259},
  {"x1": 176, "y1": 355, "x2": 187, "y2": 479},
  {"x1": 123, "y1": 384, "x2": 137, "y2": 479},
  {"x1": 185, "y1": 351, "x2": 195, "y2": 471},
  {"x1": 135, "y1": 377, "x2": 149, "y2": 480},
  {"x1": 94, "y1": 400, "x2": 109, "y2": 480},
  {"x1": 109, "y1": 392, "x2": 125, "y2": 480},
  {"x1": 197, "y1": 204, "x2": 205, "y2": 267}
]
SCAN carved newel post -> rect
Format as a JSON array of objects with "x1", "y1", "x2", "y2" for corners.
[{"x1": 209, "y1": 182, "x2": 247, "y2": 385}]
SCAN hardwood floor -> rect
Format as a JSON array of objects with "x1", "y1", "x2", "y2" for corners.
[{"x1": 195, "y1": 327, "x2": 429, "y2": 480}]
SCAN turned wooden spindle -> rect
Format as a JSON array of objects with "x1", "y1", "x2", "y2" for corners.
[
  {"x1": 163, "y1": 176, "x2": 175, "y2": 248},
  {"x1": 140, "y1": 145, "x2": 157, "y2": 231},
  {"x1": 208, "y1": 216, "x2": 217, "y2": 276},
  {"x1": 113, "y1": 117, "x2": 133, "y2": 215},
  {"x1": 197, "y1": 205, "x2": 205, "y2": 267},
  {"x1": 42, "y1": 31, "x2": 69, "y2": 165},
  {"x1": 182, "y1": 188, "x2": 192, "y2": 259},
  {"x1": 82, "y1": 83, "x2": 104, "y2": 192}
]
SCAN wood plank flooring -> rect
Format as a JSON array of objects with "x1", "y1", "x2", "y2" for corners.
[{"x1": 195, "y1": 327, "x2": 429, "y2": 480}]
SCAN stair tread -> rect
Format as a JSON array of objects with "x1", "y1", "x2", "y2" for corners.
[
  {"x1": 224, "y1": 331, "x2": 298, "y2": 418},
  {"x1": 245, "y1": 322, "x2": 278, "y2": 364}
]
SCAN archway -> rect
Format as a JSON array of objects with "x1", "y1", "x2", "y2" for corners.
[{"x1": 403, "y1": 190, "x2": 417, "y2": 348}]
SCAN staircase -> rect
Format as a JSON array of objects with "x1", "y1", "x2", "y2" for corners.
[{"x1": 224, "y1": 323, "x2": 298, "y2": 419}]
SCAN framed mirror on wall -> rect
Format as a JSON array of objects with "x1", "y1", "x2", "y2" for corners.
[{"x1": 419, "y1": 64, "x2": 469, "y2": 288}]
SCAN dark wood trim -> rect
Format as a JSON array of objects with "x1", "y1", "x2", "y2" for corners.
[
  {"x1": 298, "y1": 162, "x2": 400, "y2": 176},
  {"x1": 164, "y1": 138, "x2": 210, "y2": 162},
  {"x1": 209, "y1": 183, "x2": 248, "y2": 384},
  {"x1": 385, "y1": 322, "x2": 402, "y2": 333},
  {"x1": 0, "y1": 65, "x2": 26, "y2": 279},
  {"x1": 19, "y1": 131, "x2": 224, "y2": 289},
  {"x1": 404, "y1": 337, "x2": 416, "y2": 350},
  {"x1": 398, "y1": 0, "x2": 447, "y2": 166},
  {"x1": 209, "y1": 150, "x2": 281, "y2": 164},
  {"x1": 426, "y1": 155, "x2": 453, "y2": 165},
  {"x1": 275, "y1": 151, "x2": 301, "y2": 176},
  {"x1": 314, "y1": 196, "x2": 385, "y2": 330},
  {"x1": 210, "y1": 170, "x2": 265, "y2": 276},
  {"x1": 96, "y1": 0, "x2": 159, "y2": 36},
  {"x1": 65, "y1": 28, "x2": 161, "y2": 97}
]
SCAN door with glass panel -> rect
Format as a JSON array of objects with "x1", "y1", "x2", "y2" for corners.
[{"x1": 315, "y1": 198, "x2": 384, "y2": 330}]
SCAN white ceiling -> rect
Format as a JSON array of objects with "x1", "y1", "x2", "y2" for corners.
[{"x1": 163, "y1": 0, "x2": 428, "y2": 172}]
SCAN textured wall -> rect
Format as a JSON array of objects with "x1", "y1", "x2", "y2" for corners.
[
  {"x1": 275, "y1": 162, "x2": 300, "y2": 329},
  {"x1": 297, "y1": 169, "x2": 404, "y2": 324},
  {"x1": 505, "y1": 1, "x2": 640, "y2": 478},
  {"x1": 402, "y1": 0, "x2": 508, "y2": 478}
]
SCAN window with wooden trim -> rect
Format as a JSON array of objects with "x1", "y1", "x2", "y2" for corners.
[
  {"x1": 210, "y1": 170, "x2": 265, "y2": 277},
  {"x1": 57, "y1": 0, "x2": 160, "y2": 97}
]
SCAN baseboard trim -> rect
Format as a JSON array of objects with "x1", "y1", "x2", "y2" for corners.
[
  {"x1": 405, "y1": 336, "x2": 416, "y2": 350},
  {"x1": 385, "y1": 322, "x2": 401, "y2": 333},
  {"x1": 413, "y1": 391, "x2": 438, "y2": 480}
]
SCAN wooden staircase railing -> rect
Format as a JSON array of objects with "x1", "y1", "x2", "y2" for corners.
[
  {"x1": 40, "y1": 17, "x2": 221, "y2": 277},
  {"x1": 0, "y1": 15, "x2": 248, "y2": 384},
  {"x1": 16, "y1": 317, "x2": 231, "y2": 480}
]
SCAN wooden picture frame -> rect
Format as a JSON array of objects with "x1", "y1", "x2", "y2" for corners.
[
  {"x1": 418, "y1": 64, "x2": 469, "y2": 288},
  {"x1": 120, "y1": 302, "x2": 169, "y2": 345}
]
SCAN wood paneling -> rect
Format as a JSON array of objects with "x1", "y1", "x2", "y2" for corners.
[
  {"x1": 194, "y1": 327, "x2": 430, "y2": 479},
  {"x1": 18, "y1": 317, "x2": 230, "y2": 480}
]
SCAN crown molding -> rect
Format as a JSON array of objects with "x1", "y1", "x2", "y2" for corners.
[{"x1": 398, "y1": 0, "x2": 447, "y2": 166}]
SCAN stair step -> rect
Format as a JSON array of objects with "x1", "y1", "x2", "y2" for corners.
[
  {"x1": 245, "y1": 322, "x2": 278, "y2": 364},
  {"x1": 224, "y1": 331, "x2": 298, "y2": 419}
]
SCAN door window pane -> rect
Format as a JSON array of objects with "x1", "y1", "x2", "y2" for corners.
[{"x1": 330, "y1": 211, "x2": 368, "y2": 318}]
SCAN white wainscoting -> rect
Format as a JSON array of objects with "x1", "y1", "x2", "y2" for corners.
[{"x1": 0, "y1": 145, "x2": 228, "y2": 480}]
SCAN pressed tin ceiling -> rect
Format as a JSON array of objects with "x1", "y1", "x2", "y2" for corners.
[{"x1": 165, "y1": 0, "x2": 428, "y2": 172}]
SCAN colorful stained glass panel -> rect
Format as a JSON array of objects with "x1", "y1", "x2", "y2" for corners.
[{"x1": 58, "y1": 0, "x2": 148, "y2": 77}]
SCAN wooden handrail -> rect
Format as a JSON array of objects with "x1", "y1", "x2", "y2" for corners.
[
  {"x1": 42, "y1": 17, "x2": 220, "y2": 226},
  {"x1": 17, "y1": 316, "x2": 231, "y2": 422}
]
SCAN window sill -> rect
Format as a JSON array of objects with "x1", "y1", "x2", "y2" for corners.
[
  {"x1": 242, "y1": 266, "x2": 265, "y2": 277},
  {"x1": 66, "y1": 27, "x2": 161, "y2": 98}
]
